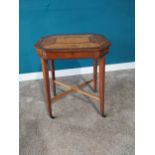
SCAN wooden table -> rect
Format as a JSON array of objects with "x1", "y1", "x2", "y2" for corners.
[{"x1": 35, "y1": 34, "x2": 111, "y2": 118}]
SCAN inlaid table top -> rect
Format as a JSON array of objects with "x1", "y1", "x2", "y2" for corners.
[{"x1": 35, "y1": 34, "x2": 111, "y2": 51}]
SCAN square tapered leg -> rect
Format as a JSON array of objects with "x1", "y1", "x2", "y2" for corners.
[
  {"x1": 41, "y1": 59, "x2": 54, "y2": 118},
  {"x1": 99, "y1": 57, "x2": 106, "y2": 117},
  {"x1": 93, "y1": 59, "x2": 98, "y2": 92}
]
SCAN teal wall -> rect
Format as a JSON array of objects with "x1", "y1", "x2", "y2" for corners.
[{"x1": 19, "y1": 0, "x2": 135, "y2": 74}]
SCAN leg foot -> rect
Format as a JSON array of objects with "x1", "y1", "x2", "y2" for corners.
[
  {"x1": 50, "y1": 115, "x2": 55, "y2": 119},
  {"x1": 101, "y1": 113, "x2": 106, "y2": 117}
]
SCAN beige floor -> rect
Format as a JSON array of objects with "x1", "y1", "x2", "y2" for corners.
[{"x1": 19, "y1": 69, "x2": 135, "y2": 155}]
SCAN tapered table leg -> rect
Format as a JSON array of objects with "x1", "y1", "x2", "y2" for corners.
[
  {"x1": 50, "y1": 60, "x2": 56, "y2": 96},
  {"x1": 99, "y1": 57, "x2": 106, "y2": 117},
  {"x1": 41, "y1": 59, "x2": 54, "y2": 118},
  {"x1": 93, "y1": 59, "x2": 97, "y2": 92}
]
